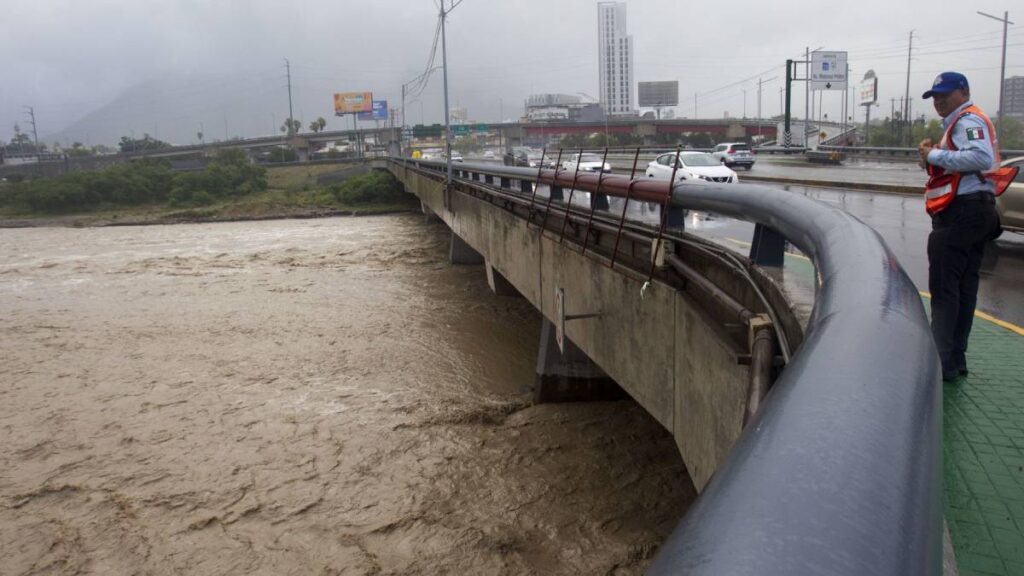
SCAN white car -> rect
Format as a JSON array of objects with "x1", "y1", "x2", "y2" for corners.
[
  {"x1": 711, "y1": 143, "x2": 756, "y2": 170},
  {"x1": 997, "y1": 156, "x2": 1024, "y2": 234},
  {"x1": 483, "y1": 150, "x2": 496, "y2": 159},
  {"x1": 646, "y1": 152, "x2": 738, "y2": 183},
  {"x1": 561, "y1": 153, "x2": 611, "y2": 173}
]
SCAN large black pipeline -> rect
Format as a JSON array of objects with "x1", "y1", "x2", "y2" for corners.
[
  {"x1": 394, "y1": 159, "x2": 942, "y2": 575},
  {"x1": 647, "y1": 176, "x2": 941, "y2": 576}
]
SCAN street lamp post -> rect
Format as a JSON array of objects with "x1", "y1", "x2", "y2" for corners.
[{"x1": 977, "y1": 10, "x2": 1014, "y2": 130}]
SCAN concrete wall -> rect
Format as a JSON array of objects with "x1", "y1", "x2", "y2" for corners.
[{"x1": 391, "y1": 163, "x2": 753, "y2": 490}]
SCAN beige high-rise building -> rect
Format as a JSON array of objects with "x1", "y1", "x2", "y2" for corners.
[{"x1": 597, "y1": 2, "x2": 634, "y2": 116}]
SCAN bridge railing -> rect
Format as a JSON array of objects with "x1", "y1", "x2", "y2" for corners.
[{"x1": 387, "y1": 156, "x2": 943, "y2": 575}]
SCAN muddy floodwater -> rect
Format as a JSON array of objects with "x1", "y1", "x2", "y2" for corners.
[{"x1": 0, "y1": 215, "x2": 693, "y2": 575}]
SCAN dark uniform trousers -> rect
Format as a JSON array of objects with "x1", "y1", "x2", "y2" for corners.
[{"x1": 927, "y1": 192, "x2": 999, "y2": 376}]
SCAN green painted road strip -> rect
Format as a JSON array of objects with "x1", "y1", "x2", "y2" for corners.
[{"x1": 722, "y1": 236, "x2": 1024, "y2": 575}]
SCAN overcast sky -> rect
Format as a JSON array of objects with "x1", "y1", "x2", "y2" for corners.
[{"x1": 2, "y1": 0, "x2": 1022, "y2": 145}]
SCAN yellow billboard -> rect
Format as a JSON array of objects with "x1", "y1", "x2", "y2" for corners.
[{"x1": 334, "y1": 92, "x2": 373, "y2": 115}]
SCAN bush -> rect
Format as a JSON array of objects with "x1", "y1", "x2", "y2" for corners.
[
  {"x1": 330, "y1": 171, "x2": 405, "y2": 205},
  {"x1": 0, "y1": 153, "x2": 266, "y2": 214}
]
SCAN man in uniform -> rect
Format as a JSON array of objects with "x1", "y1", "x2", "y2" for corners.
[{"x1": 918, "y1": 72, "x2": 1001, "y2": 382}]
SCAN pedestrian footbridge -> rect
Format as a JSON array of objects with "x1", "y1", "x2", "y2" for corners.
[{"x1": 377, "y1": 155, "x2": 942, "y2": 575}]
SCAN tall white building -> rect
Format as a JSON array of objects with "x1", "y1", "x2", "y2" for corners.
[{"x1": 597, "y1": 2, "x2": 634, "y2": 116}]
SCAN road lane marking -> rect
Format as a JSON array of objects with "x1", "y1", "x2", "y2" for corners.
[
  {"x1": 919, "y1": 291, "x2": 1024, "y2": 337},
  {"x1": 720, "y1": 237, "x2": 1023, "y2": 337}
]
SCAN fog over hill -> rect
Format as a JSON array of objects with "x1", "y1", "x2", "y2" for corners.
[
  {"x1": 6, "y1": 0, "x2": 1020, "y2": 149},
  {"x1": 43, "y1": 70, "x2": 440, "y2": 148}
]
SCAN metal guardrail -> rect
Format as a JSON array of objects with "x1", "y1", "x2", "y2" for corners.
[{"x1": 390, "y1": 157, "x2": 942, "y2": 575}]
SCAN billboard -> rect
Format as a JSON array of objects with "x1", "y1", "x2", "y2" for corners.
[
  {"x1": 357, "y1": 100, "x2": 389, "y2": 121},
  {"x1": 859, "y1": 71, "x2": 878, "y2": 106},
  {"x1": 810, "y1": 51, "x2": 848, "y2": 90},
  {"x1": 638, "y1": 81, "x2": 679, "y2": 107},
  {"x1": 334, "y1": 92, "x2": 373, "y2": 115}
]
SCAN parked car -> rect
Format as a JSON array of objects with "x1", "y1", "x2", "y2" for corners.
[
  {"x1": 561, "y1": 153, "x2": 611, "y2": 173},
  {"x1": 483, "y1": 150, "x2": 496, "y2": 159},
  {"x1": 997, "y1": 156, "x2": 1024, "y2": 234},
  {"x1": 712, "y1": 142, "x2": 755, "y2": 170},
  {"x1": 645, "y1": 151, "x2": 738, "y2": 183}
]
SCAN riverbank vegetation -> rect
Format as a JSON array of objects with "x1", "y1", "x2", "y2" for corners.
[{"x1": 0, "y1": 155, "x2": 415, "y2": 226}]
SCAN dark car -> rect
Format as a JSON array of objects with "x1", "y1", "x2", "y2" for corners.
[{"x1": 503, "y1": 147, "x2": 554, "y2": 169}]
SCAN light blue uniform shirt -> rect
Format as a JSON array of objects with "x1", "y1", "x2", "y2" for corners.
[{"x1": 926, "y1": 100, "x2": 996, "y2": 196}]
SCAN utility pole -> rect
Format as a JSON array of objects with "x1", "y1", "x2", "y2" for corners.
[
  {"x1": 784, "y1": 59, "x2": 793, "y2": 147},
  {"x1": 439, "y1": 0, "x2": 464, "y2": 191},
  {"x1": 284, "y1": 58, "x2": 294, "y2": 136},
  {"x1": 758, "y1": 79, "x2": 763, "y2": 138},
  {"x1": 23, "y1": 106, "x2": 39, "y2": 154},
  {"x1": 401, "y1": 84, "x2": 406, "y2": 157},
  {"x1": 903, "y1": 31, "x2": 913, "y2": 146},
  {"x1": 805, "y1": 46, "x2": 810, "y2": 146},
  {"x1": 843, "y1": 63, "x2": 850, "y2": 142},
  {"x1": 977, "y1": 10, "x2": 1014, "y2": 131}
]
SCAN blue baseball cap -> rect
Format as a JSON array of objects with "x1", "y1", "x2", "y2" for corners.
[{"x1": 922, "y1": 72, "x2": 969, "y2": 99}]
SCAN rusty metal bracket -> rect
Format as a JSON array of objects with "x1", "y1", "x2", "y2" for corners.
[
  {"x1": 554, "y1": 287, "x2": 602, "y2": 353},
  {"x1": 581, "y1": 147, "x2": 610, "y2": 257},
  {"x1": 743, "y1": 315, "x2": 775, "y2": 427},
  {"x1": 526, "y1": 146, "x2": 549, "y2": 226},
  {"x1": 537, "y1": 148, "x2": 566, "y2": 232},
  {"x1": 558, "y1": 148, "x2": 586, "y2": 244},
  {"x1": 643, "y1": 146, "x2": 682, "y2": 290}
]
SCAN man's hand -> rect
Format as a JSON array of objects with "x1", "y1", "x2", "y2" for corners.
[{"x1": 918, "y1": 138, "x2": 934, "y2": 168}]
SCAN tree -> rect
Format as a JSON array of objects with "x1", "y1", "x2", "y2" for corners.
[
  {"x1": 197, "y1": 131, "x2": 204, "y2": 145},
  {"x1": 66, "y1": 142, "x2": 94, "y2": 157},
  {"x1": 999, "y1": 116, "x2": 1023, "y2": 149},
  {"x1": 309, "y1": 117, "x2": 327, "y2": 133},
  {"x1": 119, "y1": 134, "x2": 171, "y2": 154},
  {"x1": 5, "y1": 124, "x2": 46, "y2": 155},
  {"x1": 281, "y1": 118, "x2": 302, "y2": 135}
]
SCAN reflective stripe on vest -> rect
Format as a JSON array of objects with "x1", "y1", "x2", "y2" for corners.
[{"x1": 923, "y1": 104, "x2": 1000, "y2": 215}]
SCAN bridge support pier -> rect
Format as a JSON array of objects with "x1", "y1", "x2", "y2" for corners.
[
  {"x1": 485, "y1": 259, "x2": 520, "y2": 297},
  {"x1": 421, "y1": 201, "x2": 440, "y2": 223},
  {"x1": 449, "y1": 232, "x2": 484, "y2": 265},
  {"x1": 533, "y1": 319, "x2": 625, "y2": 403}
]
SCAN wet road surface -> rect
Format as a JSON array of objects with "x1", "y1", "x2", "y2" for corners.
[
  {"x1": 682, "y1": 183, "x2": 1024, "y2": 328},
  {"x1": 0, "y1": 216, "x2": 694, "y2": 575}
]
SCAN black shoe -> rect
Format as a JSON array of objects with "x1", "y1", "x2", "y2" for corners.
[
  {"x1": 943, "y1": 370, "x2": 962, "y2": 383},
  {"x1": 953, "y1": 352, "x2": 968, "y2": 377}
]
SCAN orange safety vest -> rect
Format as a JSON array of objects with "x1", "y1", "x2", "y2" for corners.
[{"x1": 923, "y1": 104, "x2": 1016, "y2": 215}]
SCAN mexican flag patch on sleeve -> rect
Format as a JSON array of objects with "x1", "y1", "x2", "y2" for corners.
[{"x1": 966, "y1": 127, "x2": 985, "y2": 141}]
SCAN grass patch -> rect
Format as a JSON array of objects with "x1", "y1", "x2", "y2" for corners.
[{"x1": 265, "y1": 164, "x2": 355, "y2": 192}]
